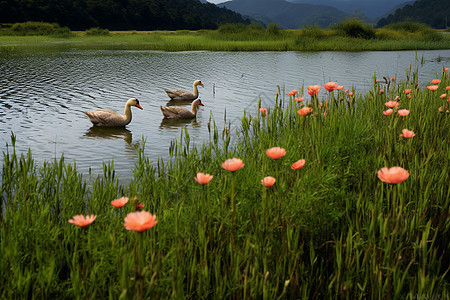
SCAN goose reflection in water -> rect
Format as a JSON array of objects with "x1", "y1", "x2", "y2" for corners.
[
  {"x1": 84, "y1": 126, "x2": 133, "y2": 145},
  {"x1": 159, "y1": 117, "x2": 199, "y2": 129}
]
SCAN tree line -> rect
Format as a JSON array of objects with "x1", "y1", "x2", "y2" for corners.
[{"x1": 0, "y1": 0, "x2": 250, "y2": 31}]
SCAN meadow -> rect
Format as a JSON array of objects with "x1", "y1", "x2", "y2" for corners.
[
  {"x1": 1, "y1": 21, "x2": 450, "y2": 52},
  {"x1": 1, "y1": 64, "x2": 449, "y2": 298}
]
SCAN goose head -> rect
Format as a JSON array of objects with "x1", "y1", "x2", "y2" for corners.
[
  {"x1": 127, "y1": 98, "x2": 143, "y2": 110},
  {"x1": 194, "y1": 80, "x2": 204, "y2": 88}
]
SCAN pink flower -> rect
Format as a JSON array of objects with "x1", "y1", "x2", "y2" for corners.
[
  {"x1": 295, "y1": 97, "x2": 305, "y2": 102},
  {"x1": 427, "y1": 85, "x2": 439, "y2": 91},
  {"x1": 111, "y1": 197, "x2": 129, "y2": 208},
  {"x1": 291, "y1": 159, "x2": 305, "y2": 170},
  {"x1": 402, "y1": 129, "x2": 415, "y2": 139},
  {"x1": 222, "y1": 158, "x2": 244, "y2": 172},
  {"x1": 324, "y1": 82, "x2": 337, "y2": 92},
  {"x1": 261, "y1": 176, "x2": 276, "y2": 187},
  {"x1": 431, "y1": 79, "x2": 441, "y2": 85},
  {"x1": 377, "y1": 167, "x2": 409, "y2": 184},
  {"x1": 266, "y1": 147, "x2": 286, "y2": 159},
  {"x1": 403, "y1": 89, "x2": 412, "y2": 94},
  {"x1": 385, "y1": 101, "x2": 399, "y2": 108},
  {"x1": 383, "y1": 109, "x2": 393, "y2": 115},
  {"x1": 124, "y1": 211, "x2": 158, "y2": 232},
  {"x1": 259, "y1": 107, "x2": 268, "y2": 115},
  {"x1": 288, "y1": 89, "x2": 297, "y2": 96},
  {"x1": 297, "y1": 107, "x2": 313, "y2": 116},
  {"x1": 194, "y1": 172, "x2": 213, "y2": 185},
  {"x1": 69, "y1": 214, "x2": 97, "y2": 227},
  {"x1": 397, "y1": 109, "x2": 410, "y2": 116}
]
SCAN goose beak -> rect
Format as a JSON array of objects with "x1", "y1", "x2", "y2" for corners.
[{"x1": 136, "y1": 104, "x2": 143, "y2": 110}]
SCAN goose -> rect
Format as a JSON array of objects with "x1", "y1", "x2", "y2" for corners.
[
  {"x1": 165, "y1": 80, "x2": 204, "y2": 101},
  {"x1": 84, "y1": 98, "x2": 143, "y2": 127},
  {"x1": 160, "y1": 99, "x2": 204, "y2": 119}
]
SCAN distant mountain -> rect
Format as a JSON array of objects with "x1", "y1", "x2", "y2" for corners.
[
  {"x1": 377, "y1": 1, "x2": 415, "y2": 19},
  {"x1": 286, "y1": 0, "x2": 414, "y2": 19},
  {"x1": 217, "y1": 0, "x2": 350, "y2": 29},
  {"x1": 0, "y1": 0, "x2": 249, "y2": 31},
  {"x1": 376, "y1": 0, "x2": 450, "y2": 29}
]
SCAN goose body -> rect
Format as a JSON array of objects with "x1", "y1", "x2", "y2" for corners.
[
  {"x1": 84, "y1": 98, "x2": 143, "y2": 127},
  {"x1": 165, "y1": 80, "x2": 203, "y2": 101},
  {"x1": 160, "y1": 99, "x2": 204, "y2": 119}
]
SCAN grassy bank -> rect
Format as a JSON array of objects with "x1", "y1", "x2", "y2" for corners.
[
  {"x1": 1, "y1": 21, "x2": 450, "y2": 52},
  {"x1": 1, "y1": 66, "x2": 449, "y2": 298}
]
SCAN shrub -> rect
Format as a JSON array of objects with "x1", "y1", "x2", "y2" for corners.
[
  {"x1": 1, "y1": 22, "x2": 71, "y2": 36},
  {"x1": 334, "y1": 18, "x2": 375, "y2": 39},
  {"x1": 85, "y1": 27, "x2": 110, "y2": 36},
  {"x1": 300, "y1": 25, "x2": 325, "y2": 39},
  {"x1": 266, "y1": 23, "x2": 281, "y2": 36}
]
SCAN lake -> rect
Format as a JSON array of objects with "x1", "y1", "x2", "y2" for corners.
[{"x1": 1, "y1": 50, "x2": 449, "y2": 181}]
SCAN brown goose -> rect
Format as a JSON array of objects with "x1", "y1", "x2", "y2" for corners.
[
  {"x1": 160, "y1": 99, "x2": 204, "y2": 119},
  {"x1": 165, "y1": 80, "x2": 203, "y2": 100},
  {"x1": 84, "y1": 98, "x2": 143, "y2": 127}
]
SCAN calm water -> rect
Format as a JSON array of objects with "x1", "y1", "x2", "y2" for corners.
[{"x1": 1, "y1": 50, "x2": 449, "y2": 180}]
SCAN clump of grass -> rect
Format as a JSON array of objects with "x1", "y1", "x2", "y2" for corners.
[
  {"x1": 377, "y1": 21, "x2": 443, "y2": 41},
  {"x1": 332, "y1": 17, "x2": 376, "y2": 39},
  {"x1": 0, "y1": 21, "x2": 72, "y2": 37},
  {"x1": 1, "y1": 66, "x2": 449, "y2": 298},
  {"x1": 85, "y1": 27, "x2": 110, "y2": 36}
]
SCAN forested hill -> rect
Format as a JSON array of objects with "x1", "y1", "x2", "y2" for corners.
[
  {"x1": 376, "y1": 0, "x2": 449, "y2": 29},
  {"x1": 0, "y1": 0, "x2": 249, "y2": 31}
]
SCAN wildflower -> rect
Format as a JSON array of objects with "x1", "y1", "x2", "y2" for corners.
[
  {"x1": 383, "y1": 109, "x2": 393, "y2": 115},
  {"x1": 291, "y1": 159, "x2": 305, "y2": 170},
  {"x1": 377, "y1": 167, "x2": 409, "y2": 184},
  {"x1": 259, "y1": 107, "x2": 268, "y2": 115},
  {"x1": 307, "y1": 85, "x2": 321, "y2": 96},
  {"x1": 295, "y1": 97, "x2": 305, "y2": 102},
  {"x1": 431, "y1": 79, "x2": 441, "y2": 84},
  {"x1": 403, "y1": 89, "x2": 412, "y2": 94},
  {"x1": 380, "y1": 89, "x2": 384, "y2": 94},
  {"x1": 124, "y1": 211, "x2": 158, "y2": 232},
  {"x1": 385, "y1": 101, "x2": 399, "y2": 108},
  {"x1": 324, "y1": 82, "x2": 337, "y2": 92},
  {"x1": 135, "y1": 203, "x2": 144, "y2": 211},
  {"x1": 111, "y1": 196, "x2": 129, "y2": 208},
  {"x1": 446, "y1": 86, "x2": 450, "y2": 91},
  {"x1": 194, "y1": 172, "x2": 213, "y2": 185},
  {"x1": 261, "y1": 176, "x2": 276, "y2": 187},
  {"x1": 440, "y1": 94, "x2": 447, "y2": 99},
  {"x1": 427, "y1": 85, "x2": 439, "y2": 91},
  {"x1": 266, "y1": 147, "x2": 286, "y2": 159},
  {"x1": 222, "y1": 158, "x2": 244, "y2": 172},
  {"x1": 297, "y1": 107, "x2": 313, "y2": 115},
  {"x1": 401, "y1": 129, "x2": 415, "y2": 139},
  {"x1": 69, "y1": 214, "x2": 97, "y2": 227},
  {"x1": 397, "y1": 109, "x2": 410, "y2": 116},
  {"x1": 336, "y1": 86, "x2": 344, "y2": 91},
  {"x1": 288, "y1": 89, "x2": 297, "y2": 96}
]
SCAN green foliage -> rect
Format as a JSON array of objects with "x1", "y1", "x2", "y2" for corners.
[
  {"x1": 377, "y1": 22, "x2": 443, "y2": 42},
  {"x1": 0, "y1": 22, "x2": 72, "y2": 37},
  {"x1": 299, "y1": 25, "x2": 325, "y2": 39},
  {"x1": 265, "y1": 23, "x2": 280, "y2": 36},
  {"x1": 85, "y1": 27, "x2": 110, "y2": 36},
  {"x1": 333, "y1": 18, "x2": 376, "y2": 39}
]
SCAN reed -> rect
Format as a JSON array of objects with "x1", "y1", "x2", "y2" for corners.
[{"x1": 1, "y1": 67, "x2": 449, "y2": 298}]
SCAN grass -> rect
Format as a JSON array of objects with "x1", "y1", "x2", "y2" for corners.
[
  {"x1": 1, "y1": 24, "x2": 450, "y2": 52},
  {"x1": 1, "y1": 66, "x2": 449, "y2": 298}
]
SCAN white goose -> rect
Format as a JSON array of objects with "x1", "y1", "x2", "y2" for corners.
[
  {"x1": 84, "y1": 98, "x2": 143, "y2": 127},
  {"x1": 165, "y1": 80, "x2": 204, "y2": 101},
  {"x1": 160, "y1": 99, "x2": 204, "y2": 119}
]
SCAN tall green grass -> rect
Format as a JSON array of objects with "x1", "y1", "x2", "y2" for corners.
[{"x1": 1, "y1": 68, "x2": 449, "y2": 298}]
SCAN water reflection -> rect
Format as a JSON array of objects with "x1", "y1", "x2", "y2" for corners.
[
  {"x1": 84, "y1": 126, "x2": 133, "y2": 145},
  {"x1": 159, "y1": 117, "x2": 199, "y2": 129}
]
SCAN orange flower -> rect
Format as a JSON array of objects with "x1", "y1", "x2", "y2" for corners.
[
  {"x1": 124, "y1": 211, "x2": 158, "y2": 232},
  {"x1": 297, "y1": 107, "x2": 313, "y2": 116},
  {"x1": 291, "y1": 159, "x2": 305, "y2": 170},
  {"x1": 336, "y1": 86, "x2": 344, "y2": 91},
  {"x1": 135, "y1": 203, "x2": 145, "y2": 211},
  {"x1": 427, "y1": 85, "x2": 439, "y2": 91},
  {"x1": 261, "y1": 176, "x2": 276, "y2": 187},
  {"x1": 194, "y1": 172, "x2": 213, "y2": 185},
  {"x1": 445, "y1": 68, "x2": 449, "y2": 72},
  {"x1": 266, "y1": 147, "x2": 286, "y2": 159},
  {"x1": 431, "y1": 79, "x2": 440, "y2": 84},
  {"x1": 307, "y1": 85, "x2": 321, "y2": 96},
  {"x1": 402, "y1": 128, "x2": 415, "y2": 139},
  {"x1": 288, "y1": 89, "x2": 297, "y2": 96},
  {"x1": 377, "y1": 167, "x2": 409, "y2": 184},
  {"x1": 397, "y1": 109, "x2": 410, "y2": 116},
  {"x1": 111, "y1": 196, "x2": 129, "y2": 208},
  {"x1": 324, "y1": 82, "x2": 337, "y2": 92},
  {"x1": 440, "y1": 94, "x2": 447, "y2": 99},
  {"x1": 259, "y1": 107, "x2": 268, "y2": 115},
  {"x1": 383, "y1": 109, "x2": 393, "y2": 116},
  {"x1": 69, "y1": 214, "x2": 97, "y2": 227},
  {"x1": 403, "y1": 89, "x2": 412, "y2": 94},
  {"x1": 380, "y1": 89, "x2": 385, "y2": 94},
  {"x1": 222, "y1": 158, "x2": 244, "y2": 172},
  {"x1": 446, "y1": 86, "x2": 450, "y2": 91},
  {"x1": 295, "y1": 97, "x2": 305, "y2": 102},
  {"x1": 385, "y1": 101, "x2": 399, "y2": 108}
]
